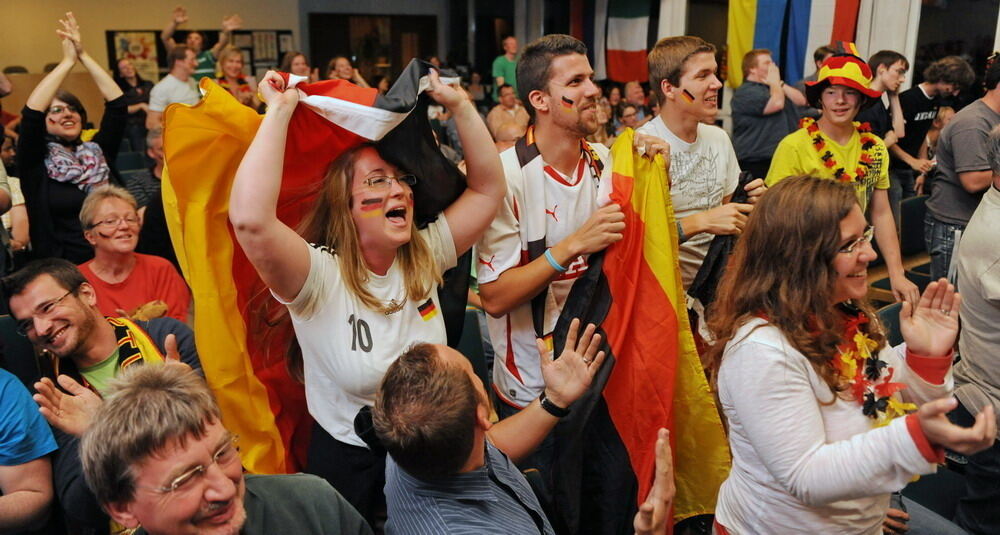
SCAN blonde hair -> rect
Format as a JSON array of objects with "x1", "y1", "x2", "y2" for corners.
[
  {"x1": 299, "y1": 144, "x2": 441, "y2": 314},
  {"x1": 215, "y1": 46, "x2": 244, "y2": 78},
  {"x1": 79, "y1": 185, "x2": 138, "y2": 230}
]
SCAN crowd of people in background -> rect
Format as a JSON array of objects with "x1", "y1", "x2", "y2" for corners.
[{"x1": 1, "y1": 6, "x2": 1000, "y2": 535}]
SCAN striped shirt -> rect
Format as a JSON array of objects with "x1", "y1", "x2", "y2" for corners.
[{"x1": 384, "y1": 441, "x2": 554, "y2": 534}]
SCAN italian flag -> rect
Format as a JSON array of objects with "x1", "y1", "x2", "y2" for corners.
[{"x1": 606, "y1": 0, "x2": 651, "y2": 82}]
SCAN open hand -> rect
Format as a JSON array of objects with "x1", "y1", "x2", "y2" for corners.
[
  {"x1": 222, "y1": 14, "x2": 243, "y2": 32},
  {"x1": 172, "y1": 6, "x2": 189, "y2": 25},
  {"x1": 56, "y1": 12, "x2": 83, "y2": 56},
  {"x1": 900, "y1": 279, "x2": 959, "y2": 357},
  {"x1": 33, "y1": 376, "x2": 102, "y2": 437},
  {"x1": 634, "y1": 428, "x2": 674, "y2": 535},
  {"x1": 536, "y1": 318, "x2": 606, "y2": 409}
]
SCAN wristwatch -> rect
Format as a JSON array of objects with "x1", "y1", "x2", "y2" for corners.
[{"x1": 539, "y1": 392, "x2": 570, "y2": 418}]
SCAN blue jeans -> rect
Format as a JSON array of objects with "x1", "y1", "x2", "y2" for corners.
[
  {"x1": 903, "y1": 496, "x2": 969, "y2": 535},
  {"x1": 924, "y1": 214, "x2": 964, "y2": 282},
  {"x1": 890, "y1": 169, "x2": 917, "y2": 229}
]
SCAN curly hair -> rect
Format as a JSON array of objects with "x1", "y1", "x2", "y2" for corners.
[{"x1": 705, "y1": 176, "x2": 886, "y2": 394}]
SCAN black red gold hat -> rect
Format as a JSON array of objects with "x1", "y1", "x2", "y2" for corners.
[{"x1": 805, "y1": 42, "x2": 882, "y2": 108}]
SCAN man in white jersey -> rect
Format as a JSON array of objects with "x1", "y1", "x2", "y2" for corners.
[
  {"x1": 637, "y1": 36, "x2": 766, "y2": 293},
  {"x1": 477, "y1": 35, "x2": 668, "y2": 461}
]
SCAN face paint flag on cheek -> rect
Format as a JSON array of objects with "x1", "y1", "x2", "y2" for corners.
[
  {"x1": 681, "y1": 89, "x2": 696, "y2": 104},
  {"x1": 360, "y1": 197, "x2": 384, "y2": 218},
  {"x1": 561, "y1": 95, "x2": 575, "y2": 112}
]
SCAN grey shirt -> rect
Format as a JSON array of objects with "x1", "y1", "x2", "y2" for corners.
[
  {"x1": 731, "y1": 81, "x2": 799, "y2": 162},
  {"x1": 926, "y1": 99, "x2": 1000, "y2": 225},
  {"x1": 955, "y1": 184, "x2": 1000, "y2": 435}
]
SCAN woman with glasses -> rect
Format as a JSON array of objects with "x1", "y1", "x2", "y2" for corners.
[
  {"x1": 19, "y1": 13, "x2": 125, "y2": 264},
  {"x1": 707, "y1": 176, "x2": 995, "y2": 534},
  {"x1": 229, "y1": 69, "x2": 504, "y2": 525},
  {"x1": 76, "y1": 186, "x2": 189, "y2": 322}
]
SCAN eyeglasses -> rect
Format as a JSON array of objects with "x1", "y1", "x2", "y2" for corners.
[
  {"x1": 15, "y1": 288, "x2": 77, "y2": 336},
  {"x1": 87, "y1": 215, "x2": 140, "y2": 230},
  {"x1": 838, "y1": 225, "x2": 874, "y2": 254},
  {"x1": 362, "y1": 174, "x2": 417, "y2": 189},
  {"x1": 46, "y1": 105, "x2": 79, "y2": 115},
  {"x1": 145, "y1": 435, "x2": 241, "y2": 494}
]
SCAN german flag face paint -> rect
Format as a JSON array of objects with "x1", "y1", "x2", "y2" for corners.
[
  {"x1": 417, "y1": 298, "x2": 438, "y2": 321},
  {"x1": 560, "y1": 95, "x2": 575, "y2": 112},
  {"x1": 680, "y1": 89, "x2": 696, "y2": 104},
  {"x1": 359, "y1": 197, "x2": 384, "y2": 218}
]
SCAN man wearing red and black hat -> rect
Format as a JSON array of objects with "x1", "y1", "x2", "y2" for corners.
[{"x1": 766, "y1": 43, "x2": 920, "y2": 304}]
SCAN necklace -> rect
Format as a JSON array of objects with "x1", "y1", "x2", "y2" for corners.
[
  {"x1": 802, "y1": 117, "x2": 880, "y2": 184},
  {"x1": 383, "y1": 298, "x2": 404, "y2": 315},
  {"x1": 831, "y1": 310, "x2": 916, "y2": 426}
]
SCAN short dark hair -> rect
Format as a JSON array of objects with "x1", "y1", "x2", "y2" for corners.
[
  {"x1": 498, "y1": 83, "x2": 514, "y2": 94},
  {"x1": 373, "y1": 343, "x2": 479, "y2": 480},
  {"x1": 52, "y1": 89, "x2": 88, "y2": 129},
  {"x1": 986, "y1": 55, "x2": 1000, "y2": 91},
  {"x1": 516, "y1": 34, "x2": 588, "y2": 118},
  {"x1": 2, "y1": 258, "x2": 88, "y2": 303},
  {"x1": 923, "y1": 56, "x2": 975, "y2": 89},
  {"x1": 814, "y1": 45, "x2": 835, "y2": 64},
  {"x1": 868, "y1": 50, "x2": 909, "y2": 73},
  {"x1": 168, "y1": 45, "x2": 191, "y2": 69}
]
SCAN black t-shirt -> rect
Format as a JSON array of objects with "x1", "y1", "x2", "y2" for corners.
[
  {"x1": 856, "y1": 99, "x2": 892, "y2": 139},
  {"x1": 893, "y1": 85, "x2": 940, "y2": 168}
]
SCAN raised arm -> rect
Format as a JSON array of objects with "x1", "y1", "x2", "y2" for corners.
[
  {"x1": 57, "y1": 14, "x2": 122, "y2": 102},
  {"x1": 432, "y1": 70, "x2": 506, "y2": 255},
  {"x1": 160, "y1": 6, "x2": 187, "y2": 53},
  {"x1": 487, "y1": 319, "x2": 604, "y2": 461},
  {"x1": 229, "y1": 72, "x2": 311, "y2": 301},
  {"x1": 25, "y1": 19, "x2": 78, "y2": 112},
  {"x1": 210, "y1": 14, "x2": 243, "y2": 58}
]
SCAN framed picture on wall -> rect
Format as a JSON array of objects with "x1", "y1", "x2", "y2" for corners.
[{"x1": 111, "y1": 31, "x2": 160, "y2": 82}]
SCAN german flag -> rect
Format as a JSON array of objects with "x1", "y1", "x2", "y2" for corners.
[
  {"x1": 161, "y1": 61, "x2": 469, "y2": 473},
  {"x1": 417, "y1": 299, "x2": 438, "y2": 321},
  {"x1": 551, "y1": 130, "x2": 731, "y2": 532}
]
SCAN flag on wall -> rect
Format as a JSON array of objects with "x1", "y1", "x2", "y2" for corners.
[
  {"x1": 550, "y1": 130, "x2": 731, "y2": 532},
  {"x1": 728, "y1": 0, "x2": 861, "y2": 87},
  {"x1": 161, "y1": 61, "x2": 467, "y2": 474},
  {"x1": 606, "y1": 0, "x2": 652, "y2": 82}
]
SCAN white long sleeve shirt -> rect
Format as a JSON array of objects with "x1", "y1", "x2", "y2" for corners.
[{"x1": 715, "y1": 318, "x2": 952, "y2": 534}]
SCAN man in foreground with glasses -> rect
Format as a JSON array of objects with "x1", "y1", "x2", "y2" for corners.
[
  {"x1": 81, "y1": 363, "x2": 371, "y2": 535},
  {"x1": 1, "y1": 258, "x2": 201, "y2": 530}
]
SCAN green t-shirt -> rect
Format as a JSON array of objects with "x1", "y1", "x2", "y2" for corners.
[
  {"x1": 79, "y1": 349, "x2": 119, "y2": 395},
  {"x1": 492, "y1": 55, "x2": 518, "y2": 100},
  {"x1": 193, "y1": 50, "x2": 216, "y2": 81}
]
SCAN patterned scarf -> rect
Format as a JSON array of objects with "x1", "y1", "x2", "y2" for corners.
[
  {"x1": 43, "y1": 140, "x2": 110, "y2": 192},
  {"x1": 51, "y1": 317, "x2": 165, "y2": 390}
]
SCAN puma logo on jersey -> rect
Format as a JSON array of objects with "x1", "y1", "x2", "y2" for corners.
[
  {"x1": 545, "y1": 204, "x2": 559, "y2": 222},
  {"x1": 478, "y1": 254, "x2": 496, "y2": 271}
]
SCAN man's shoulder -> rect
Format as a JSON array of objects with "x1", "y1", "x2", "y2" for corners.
[
  {"x1": 696, "y1": 122, "x2": 736, "y2": 146},
  {"x1": 138, "y1": 316, "x2": 190, "y2": 334},
  {"x1": 245, "y1": 473, "x2": 336, "y2": 497},
  {"x1": 732, "y1": 81, "x2": 766, "y2": 97}
]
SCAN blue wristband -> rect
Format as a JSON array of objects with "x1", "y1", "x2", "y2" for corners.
[{"x1": 544, "y1": 249, "x2": 568, "y2": 272}]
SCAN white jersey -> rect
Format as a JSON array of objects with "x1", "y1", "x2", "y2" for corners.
[
  {"x1": 276, "y1": 217, "x2": 457, "y2": 448},
  {"x1": 477, "y1": 132, "x2": 611, "y2": 407},
  {"x1": 637, "y1": 117, "x2": 740, "y2": 288}
]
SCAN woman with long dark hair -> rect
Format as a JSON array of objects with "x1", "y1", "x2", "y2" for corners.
[
  {"x1": 113, "y1": 58, "x2": 153, "y2": 152},
  {"x1": 708, "y1": 176, "x2": 994, "y2": 534},
  {"x1": 19, "y1": 12, "x2": 125, "y2": 263}
]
